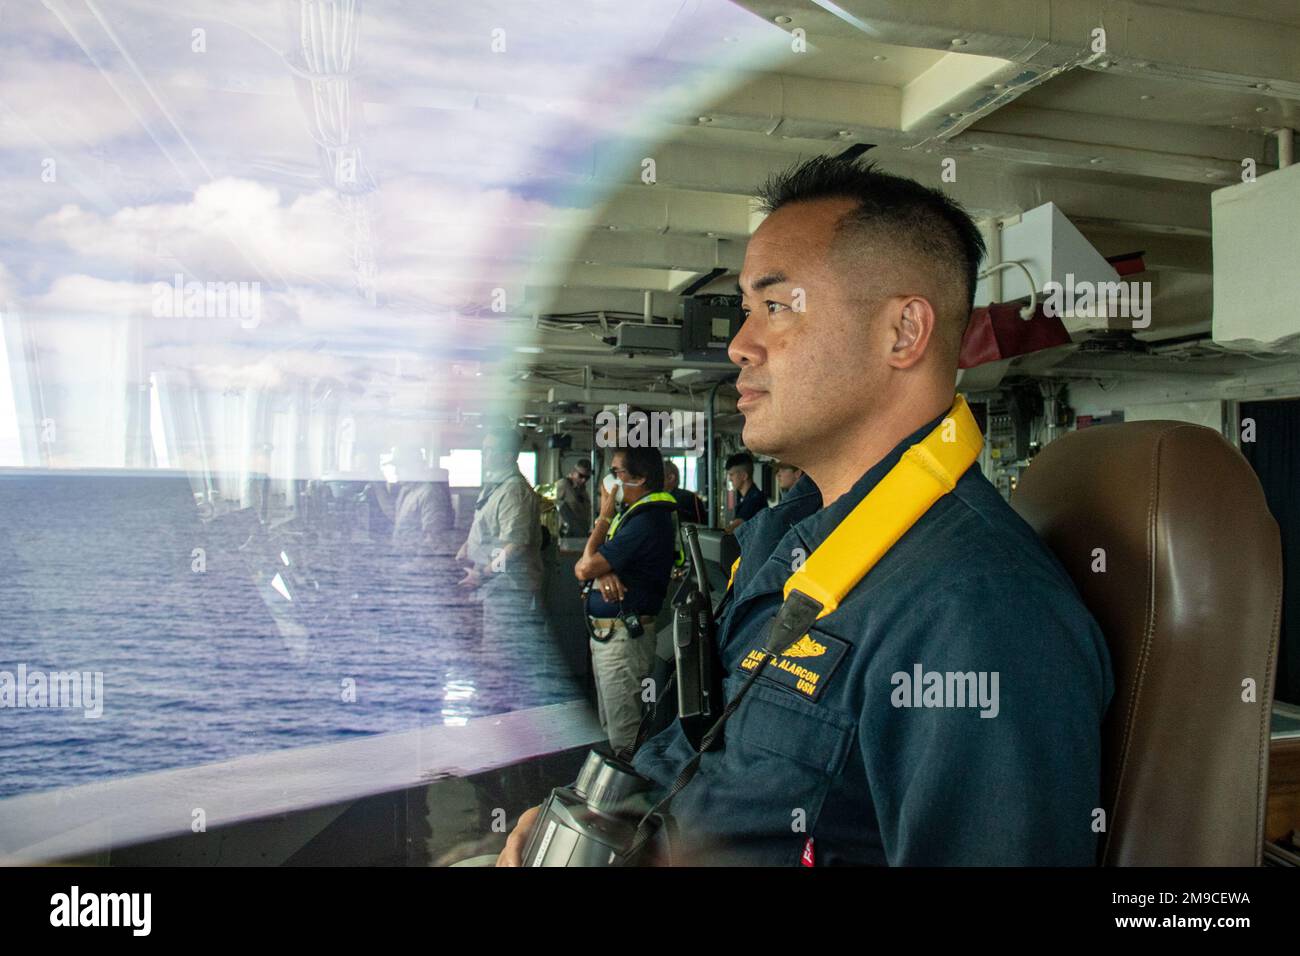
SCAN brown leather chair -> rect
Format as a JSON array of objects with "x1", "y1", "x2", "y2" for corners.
[{"x1": 1012, "y1": 421, "x2": 1282, "y2": 865}]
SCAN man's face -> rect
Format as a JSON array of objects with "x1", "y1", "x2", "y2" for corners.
[
  {"x1": 776, "y1": 466, "x2": 801, "y2": 491},
  {"x1": 571, "y1": 467, "x2": 589, "y2": 488},
  {"x1": 610, "y1": 453, "x2": 643, "y2": 489},
  {"x1": 664, "y1": 467, "x2": 678, "y2": 491},
  {"x1": 726, "y1": 466, "x2": 747, "y2": 490},
  {"x1": 731, "y1": 197, "x2": 891, "y2": 462},
  {"x1": 482, "y1": 437, "x2": 513, "y2": 473}
]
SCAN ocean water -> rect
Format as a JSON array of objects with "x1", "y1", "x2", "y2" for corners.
[{"x1": 0, "y1": 474, "x2": 581, "y2": 800}]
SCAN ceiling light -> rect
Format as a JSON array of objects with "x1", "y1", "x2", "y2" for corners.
[{"x1": 774, "y1": 15, "x2": 792, "y2": 24}]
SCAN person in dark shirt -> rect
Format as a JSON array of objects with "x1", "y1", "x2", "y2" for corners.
[
  {"x1": 499, "y1": 156, "x2": 1112, "y2": 868},
  {"x1": 723, "y1": 452, "x2": 766, "y2": 532},
  {"x1": 774, "y1": 461, "x2": 804, "y2": 500},
  {"x1": 573, "y1": 445, "x2": 677, "y2": 751},
  {"x1": 663, "y1": 460, "x2": 706, "y2": 525}
]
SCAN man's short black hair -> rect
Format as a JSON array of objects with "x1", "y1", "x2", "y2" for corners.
[
  {"x1": 755, "y1": 155, "x2": 986, "y2": 356},
  {"x1": 615, "y1": 446, "x2": 665, "y2": 493},
  {"x1": 724, "y1": 451, "x2": 754, "y2": 475},
  {"x1": 571, "y1": 459, "x2": 592, "y2": 475}
]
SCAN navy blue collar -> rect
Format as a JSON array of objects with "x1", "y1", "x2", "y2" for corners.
[{"x1": 731, "y1": 408, "x2": 952, "y2": 601}]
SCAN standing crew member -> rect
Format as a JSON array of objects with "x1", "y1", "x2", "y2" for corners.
[
  {"x1": 723, "y1": 452, "x2": 765, "y2": 532},
  {"x1": 554, "y1": 459, "x2": 593, "y2": 537},
  {"x1": 664, "y1": 460, "x2": 706, "y2": 525},
  {"x1": 574, "y1": 445, "x2": 677, "y2": 752},
  {"x1": 376, "y1": 444, "x2": 455, "y2": 556},
  {"x1": 773, "y1": 461, "x2": 804, "y2": 501},
  {"x1": 457, "y1": 429, "x2": 543, "y2": 629},
  {"x1": 500, "y1": 156, "x2": 1112, "y2": 866}
]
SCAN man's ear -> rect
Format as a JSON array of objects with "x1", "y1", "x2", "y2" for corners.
[{"x1": 887, "y1": 296, "x2": 936, "y2": 368}]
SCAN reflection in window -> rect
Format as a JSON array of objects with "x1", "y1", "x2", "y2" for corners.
[{"x1": 0, "y1": 0, "x2": 781, "y2": 807}]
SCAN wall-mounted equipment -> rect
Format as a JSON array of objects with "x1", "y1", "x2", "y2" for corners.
[
  {"x1": 681, "y1": 297, "x2": 743, "y2": 361},
  {"x1": 612, "y1": 322, "x2": 682, "y2": 354},
  {"x1": 974, "y1": 203, "x2": 1123, "y2": 337}
]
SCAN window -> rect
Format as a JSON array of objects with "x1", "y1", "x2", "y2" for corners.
[
  {"x1": 440, "y1": 449, "x2": 537, "y2": 487},
  {"x1": 441, "y1": 449, "x2": 483, "y2": 488},
  {"x1": 669, "y1": 453, "x2": 700, "y2": 492}
]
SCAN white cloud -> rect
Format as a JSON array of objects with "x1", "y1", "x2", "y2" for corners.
[
  {"x1": 34, "y1": 178, "x2": 349, "y2": 284},
  {"x1": 0, "y1": 58, "x2": 143, "y2": 150}
]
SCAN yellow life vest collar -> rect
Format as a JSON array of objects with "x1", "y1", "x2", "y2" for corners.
[
  {"x1": 608, "y1": 491, "x2": 677, "y2": 539},
  {"x1": 753, "y1": 395, "x2": 984, "y2": 657}
]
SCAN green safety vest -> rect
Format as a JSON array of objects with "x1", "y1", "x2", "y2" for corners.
[{"x1": 607, "y1": 491, "x2": 684, "y2": 565}]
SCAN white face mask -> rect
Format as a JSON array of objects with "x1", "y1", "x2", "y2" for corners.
[{"x1": 603, "y1": 472, "x2": 643, "y2": 504}]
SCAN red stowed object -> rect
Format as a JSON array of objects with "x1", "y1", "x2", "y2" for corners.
[{"x1": 958, "y1": 302, "x2": 1072, "y2": 369}]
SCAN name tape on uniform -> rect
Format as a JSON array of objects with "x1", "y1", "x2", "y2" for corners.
[{"x1": 739, "y1": 631, "x2": 849, "y2": 703}]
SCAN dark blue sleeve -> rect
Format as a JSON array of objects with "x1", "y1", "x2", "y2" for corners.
[
  {"x1": 859, "y1": 569, "x2": 1113, "y2": 865},
  {"x1": 597, "y1": 514, "x2": 652, "y2": 575},
  {"x1": 736, "y1": 488, "x2": 767, "y2": 521}
]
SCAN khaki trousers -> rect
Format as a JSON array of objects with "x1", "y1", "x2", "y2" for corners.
[{"x1": 589, "y1": 616, "x2": 657, "y2": 752}]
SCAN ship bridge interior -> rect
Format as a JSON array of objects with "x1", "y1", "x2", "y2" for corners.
[{"x1": 0, "y1": 0, "x2": 1298, "y2": 871}]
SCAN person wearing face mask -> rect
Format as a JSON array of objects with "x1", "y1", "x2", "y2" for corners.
[{"x1": 573, "y1": 445, "x2": 678, "y2": 752}]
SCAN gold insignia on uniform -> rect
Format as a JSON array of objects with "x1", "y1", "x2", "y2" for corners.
[{"x1": 781, "y1": 635, "x2": 827, "y2": 658}]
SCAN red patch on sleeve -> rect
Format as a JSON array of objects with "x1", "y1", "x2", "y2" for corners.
[{"x1": 800, "y1": 837, "x2": 815, "y2": 867}]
